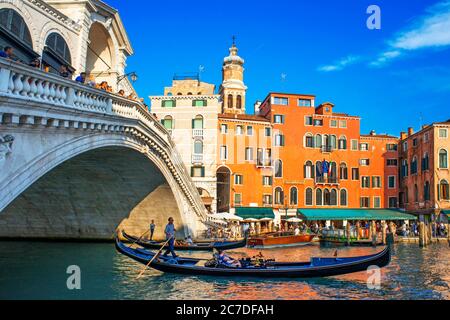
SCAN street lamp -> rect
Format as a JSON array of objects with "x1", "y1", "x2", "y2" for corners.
[{"x1": 117, "y1": 71, "x2": 138, "y2": 84}]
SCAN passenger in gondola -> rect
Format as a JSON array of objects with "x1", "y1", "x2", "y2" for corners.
[
  {"x1": 215, "y1": 250, "x2": 241, "y2": 268},
  {"x1": 185, "y1": 235, "x2": 195, "y2": 246}
]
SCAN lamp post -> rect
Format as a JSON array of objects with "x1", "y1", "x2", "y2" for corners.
[{"x1": 117, "y1": 71, "x2": 138, "y2": 85}]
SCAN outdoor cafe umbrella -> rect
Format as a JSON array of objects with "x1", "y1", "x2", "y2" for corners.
[{"x1": 287, "y1": 217, "x2": 302, "y2": 223}]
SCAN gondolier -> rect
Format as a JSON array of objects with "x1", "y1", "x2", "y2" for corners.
[
  {"x1": 149, "y1": 220, "x2": 156, "y2": 241},
  {"x1": 163, "y1": 217, "x2": 177, "y2": 258}
]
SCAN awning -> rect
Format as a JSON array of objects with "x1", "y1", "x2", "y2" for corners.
[
  {"x1": 442, "y1": 210, "x2": 450, "y2": 217},
  {"x1": 297, "y1": 209, "x2": 416, "y2": 221},
  {"x1": 235, "y1": 207, "x2": 275, "y2": 220}
]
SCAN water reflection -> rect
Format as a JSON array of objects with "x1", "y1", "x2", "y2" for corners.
[{"x1": 0, "y1": 241, "x2": 448, "y2": 300}]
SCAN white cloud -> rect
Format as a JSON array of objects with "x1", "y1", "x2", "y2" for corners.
[
  {"x1": 317, "y1": 55, "x2": 361, "y2": 72},
  {"x1": 371, "y1": 0, "x2": 450, "y2": 66}
]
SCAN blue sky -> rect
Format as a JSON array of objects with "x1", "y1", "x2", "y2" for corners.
[{"x1": 109, "y1": 0, "x2": 450, "y2": 136}]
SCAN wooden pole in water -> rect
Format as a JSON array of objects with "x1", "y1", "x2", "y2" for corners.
[
  {"x1": 382, "y1": 221, "x2": 387, "y2": 245},
  {"x1": 419, "y1": 221, "x2": 425, "y2": 247},
  {"x1": 356, "y1": 221, "x2": 361, "y2": 241},
  {"x1": 371, "y1": 221, "x2": 377, "y2": 246},
  {"x1": 346, "y1": 221, "x2": 351, "y2": 246}
]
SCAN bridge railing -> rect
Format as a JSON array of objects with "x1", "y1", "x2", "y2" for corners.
[{"x1": 0, "y1": 58, "x2": 207, "y2": 219}]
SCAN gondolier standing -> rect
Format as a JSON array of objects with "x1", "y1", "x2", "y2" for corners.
[
  {"x1": 163, "y1": 217, "x2": 177, "y2": 258},
  {"x1": 149, "y1": 220, "x2": 156, "y2": 240}
]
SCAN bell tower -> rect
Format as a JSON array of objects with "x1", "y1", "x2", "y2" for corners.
[{"x1": 220, "y1": 37, "x2": 247, "y2": 114}]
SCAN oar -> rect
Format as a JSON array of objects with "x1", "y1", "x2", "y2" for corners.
[
  {"x1": 127, "y1": 229, "x2": 150, "y2": 248},
  {"x1": 136, "y1": 236, "x2": 173, "y2": 280}
]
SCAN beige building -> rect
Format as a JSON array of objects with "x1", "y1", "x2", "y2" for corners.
[
  {"x1": 399, "y1": 120, "x2": 450, "y2": 220},
  {"x1": 150, "y1": 74, "x2": 221, "y2": 213}
]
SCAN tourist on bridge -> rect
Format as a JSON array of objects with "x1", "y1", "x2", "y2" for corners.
[
  {"x1": 149, "y1": 219, "x2": 156, "y2": 240},
  {"x1": 163, "y1": 217, "x2": 177, "y2": 258},
  {"x1": 75, "y1": 72, "x2": 87, "y2": 84},
  {"x1": 0, "y1": 46, "x2": 13, "y2": 59}
]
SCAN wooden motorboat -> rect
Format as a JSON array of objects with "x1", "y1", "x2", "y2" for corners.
[
  {"x1": 115, "y1": 237, "x2": 391, "y2": 278},
  {"x1": 122, "y1": 230, "x2": 247, "y2": 251},
  {"x1": 248, "y1": 232, "x2": 315, "y2": 248}
]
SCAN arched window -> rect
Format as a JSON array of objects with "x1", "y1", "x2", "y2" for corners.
[
  {"x1": 323, "y1": 189, "x2": 331, "y2": 206},
  {"x1": 290, "y1": 187, "x2": 298, "y2": 206},
  {"x1": 305, "y1": 133, "x2": 314, "y2": 148},
  {"x1": 338, "y1": 136, "x2": 347, "y2": 150},
  {"x1": 414, "y1": 184, "x2": 419, "y2": 203},
  {"x1": 424, "y1": 181, "x2": 430, "y2": 201},
  {"x1": 315, "y1": 161, "x2": 322, "y2": 182},
  {"x1": 339, "y1": 163, "x2": 348, "y2": 180},
  {"x1": 161, "y1": 115, "x2": 173, "y2": 130},
  {"x1": 304, "y1": 161, "x2": 315, "y2": 179},
  {"x1": 227, "y1": 94, "x2": 233, "y2": 109},
  {"x1": 439, "y1": 149, "x2": 448, "y2": 169},
  {"x1": 274, "y1": 187, "x2": 284, "y2": 205},
  {"x1": 177, "y1": 92, "x2": 183, "y2": 96},
  {"x1": 0, "y1": 9, "x2": 32, "y2": 47},
  {"x1": 194, "y1": 140, "x2": 203, "y2": 154},
  {"x1": 305, "y1": 188, "x2": 313, "y2": 206},
  {"x1": 422, "y1": 153, "x2": 429, "y2": 171},
  {"x1": 340, "y1": 189, "x2": 348, "y2": 206},
  {"x1": 330, "y1": 189, "x2": 337, "y2": 206},
  {"x1": 274, "y1": 160, "x2": 283, "y2": 178},
  {"x1": 411, "y1": 156, "x2": 418, "y2": 175},
  {"x1": 236, "y1": 95, "x2": 242, "y2": 109},
  {"x1": 187, "y1": 92, "x2": 193, "y2": 95},
  {"x1": 330, "y1": 135, "x2": 337, "y2": 150},
  {"x1": 439, "y1": 180, "x2": 449, "y2": 200},
  {"x1": 316, "y1": 189, "x2": 323, "y2": 206},
  {"x1": 45, "y1": 33, "x2": 72, "y2": 64},
  {"x1": 330, "y1": 162, "x2": 337, "y2": 180},
  {"x1": 315, "y1": 134, "x2": 322, "y2": 149},
  {"x1": 197, "y1": 92, "x2": 202, "y2": 95},
  {"x1": 192, "y1": 115, "x2": 203, "y2": 129}
]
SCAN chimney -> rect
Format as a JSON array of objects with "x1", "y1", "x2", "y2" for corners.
[
  {"x1": 400, "y1": 132, "x2": 407, "y2": 140},
  {"x1": 254, "y1": 101, "x2": 262, "y2": 115},
  {"x1": 370, "y1": 130, "x2": 376, "y2": 136},
  {"x1": 408, "y1": 127, "x2": 414, "y2": 136}
]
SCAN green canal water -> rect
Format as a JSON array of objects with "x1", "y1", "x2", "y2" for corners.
[{"x1": 0, "y1": 241, "x2": 448, "y2": 300}]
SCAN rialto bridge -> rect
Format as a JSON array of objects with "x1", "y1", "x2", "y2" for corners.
[{"x1": 0, "y1": 59, "x2": 208, "y2": 240}]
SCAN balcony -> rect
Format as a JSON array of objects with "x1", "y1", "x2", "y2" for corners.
[
  {"x1": 192, "y1": 153, "x2": 204, "y2": 164},
  {"x1": 315, "y1": 177, "x2": 339, "y2": 185},
  {"x1": 321, "y1": 145, "x2": 333, "y2": 153},
  {"x1": 256, "y1": 158, "x2": 272, "y2": 168},
  {"x1": 192, "y1": 129, "x2": 204, "y2": 138}
]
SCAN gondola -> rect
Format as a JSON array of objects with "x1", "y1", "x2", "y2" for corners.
[
  {"x1": 115, "y1": 237, "x2": 391, "y2": 278},
  {"x1": 121, "y1": 230, "x2": 247, "y2": 251}
]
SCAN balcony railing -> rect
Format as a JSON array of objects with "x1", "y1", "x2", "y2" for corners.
[
  {"x1": 321, "y1": 145, "x2": 333, "y2": 153},
  {"x1": 192, "y1": 153, "x2": 204, "y2": 163},
  {"x1": 192, "y1": 129, "x2": 203, "y2": 138},
  {"x1": 315, "y1": 176, "x2": 339, "y2": 185},
  {"x1": 256, "y1": 158, "x2": 272, "y2": 168}
]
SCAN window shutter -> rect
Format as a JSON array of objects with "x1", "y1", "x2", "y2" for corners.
[{"x1": 201, "y1": 167, "x2": 205, "y2": 177}]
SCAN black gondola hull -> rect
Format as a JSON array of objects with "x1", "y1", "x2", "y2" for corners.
[{"x1": 115, "y1": 238, "x2": 391, "y2": 279}]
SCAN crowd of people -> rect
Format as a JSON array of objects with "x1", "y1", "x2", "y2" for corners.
[{"x1": 0, "y1": 45, "x2": 147, "y2": 107}]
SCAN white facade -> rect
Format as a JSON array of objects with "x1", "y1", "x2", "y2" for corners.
[
  {"x1": 0, "y1": 0, "x2": 136, "y2": 94},
  {"x1": 150, "y1": 94, "x2": 221, "y2": 213}
]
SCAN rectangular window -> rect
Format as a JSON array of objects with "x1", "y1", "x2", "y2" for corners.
[
  {"x1": 162, "y1": 100, "x2": 176, "y2": 108},
  {"x1": 339, "y1": 120, "x2": 347, "y2": 128},
  {"x1": 352, "y1": 168, "x2": 360, "y2": 180},
  {"x1": 360, "y1": 159, "x2": 370, "y2": 166},
  {"x1": 274, "y1": 134, "x2": 285, "y2": 147},
  {"x1": 298, "y1": 99, "x2": 312, "y2": 107},
  {"x1": 361, "y1": 176, "x2": 370, "y2": 188},
  {"x1": 273, "y1": 97, "x2": 289, "y2": 105},
  {"x1": 263, "y1": 194, "x2": 273, "y2": 205},
  {"x1": 192, "y1": 99, "x2": 207, "y2": 107},
  {"x1": 413, "y1": 138, "x2": 418, "y2": 147},
  {"x1": 220, "y1": 124, "x2": 228, "y2": 134},
  {"x1": 234, "y1": 174, "x2": 243, "y2": 185},
  {"x1": 389, "y1": 197, "x2": 398, "y2": 208},
  {"x1": 424, "y1": 133, "x2": 429, "y2": 142},
  {"x1": 360, "y1": 143, "x2": 369, "y2": 151},
  {"x1": 262, "y1": 176, "x2": 273, "y2": 186},
  {"x1": 351, "y1": 139, "x2": 359, "y2": 151},
  {"x1": 305, "y1": 116, "x2": 313, "y2": 126},
  {"x1": 360, "y1": 197, "x2": 370, "y2": 208},
  {"x1": 274, "y1": 114, "x2": 285, "y2": 124},
  {"x1": 234, "y1": 193, "x2": 242, "y2": 206},
  {"x1": 439, "y1": 129, "x2": 448, "y2": 138},
  {"x1": 374, "y1": 197, "x2": 381, "y2": 208},
  {"x1": 246, "y1": 126, "x2": 253, "y2": 136},
  {"x1": 245, "y1": 147, "x2": 253, "y2": 161},
  {"x1": 388, "y1": 176, "x2": 396, "y2": 189},
  {"x1": 257, "y1": 148, "x2": 272, "y2": 167},
  {"x1": 305, "y1": 135, "x2": 314, "y2": 148},
  {"x1": 265, "y1": 127, "x2": 271, "y2": 137},
  {"x1": 314, "y1": 119, "x2": 323, "y2": 126},
  {"x1": 387, "y1": 144, "x2": 398, "y2": 151},
  {"x1": 372, "y1": 176, "x2": 381, "y2": 188},
  {"x1": 387, "y1": 159, "x2": 398, "y2": 166},
  {"x1": 191, "y1": 166, "x2": 205, "y2": 177},
  {"x1": 403, "y1": 142, "x2": 408, "y2": 152},
  {"x1": 220, "y1": 145, "x2": 227, "y2": 160},
  {"x1": 330, "y1": 120, "x2": 338, "y2": 128},
  {"x1": 235, "y1": 125, "x2": 243, "y2": 135}
]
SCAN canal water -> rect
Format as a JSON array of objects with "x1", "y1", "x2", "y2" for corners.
[{"x1": 0, "y1": 241, "x2": 448, "y2": 300}]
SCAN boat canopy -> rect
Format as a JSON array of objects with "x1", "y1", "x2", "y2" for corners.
[
  {"x1": 297, "y1": 209, "x2": 416, "y2": 221},
  {"x1": 235, "y1": 207, "x2": 275, "y2": 220}
]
